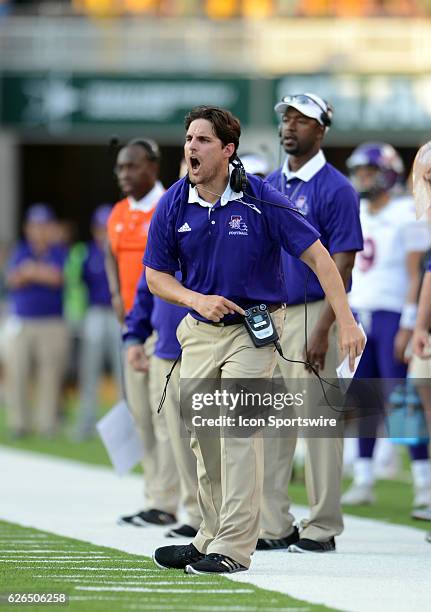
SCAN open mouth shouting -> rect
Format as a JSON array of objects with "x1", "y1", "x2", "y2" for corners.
[{"x1": 189, "y1": 156, "x2": 201, "y2": 176}]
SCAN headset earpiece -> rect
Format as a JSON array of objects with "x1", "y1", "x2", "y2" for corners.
[
  {"x1": 320, "y1": 101, "x2": 333, "y2": 128},
  {"x1": 127, "y1": 138, "x2": 161, "y2": 162},
  {"x1": 230, "y1": 156, "x2": 248, "y2": 193}
]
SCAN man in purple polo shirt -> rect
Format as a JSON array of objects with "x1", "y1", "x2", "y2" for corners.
[
  {"x1": 259, "y1": 94, "x2": 363, "y2": 553},
  {"x1": 146, "y1": 105, "x2": 364, "y2": 575},
  {"x1": 4, "y1": 204, "x2": 69, "y2": 437},
  {"x1": 121, "y1": 271, "x2": 200, "y2": 537},
  {"x1": 74, "y1": 205, "x2": 123, "y2": 440}
]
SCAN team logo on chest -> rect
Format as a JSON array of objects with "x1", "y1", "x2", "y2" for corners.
[
  {"x1": 295, "y1": 195, "x2": 308, "y2": 215},
  {"x1": 228, "y1": 215, "x2": 248, "y2": 236}
]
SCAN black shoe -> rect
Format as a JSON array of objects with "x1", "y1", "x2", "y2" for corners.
[
  {"x1": 165, "y1": 524, "x2": 198, "y2": 538},
  {"x1": 118, "y1": 509, "x2": 176, "y2": 527},
  {"x1": 288, "y1": 537, "x2": 336, "y2": 553},
  {"x1": 153, "y1": 543, "x2": 204, "y2": 569},
  {"x1": 185, "y1": 553, "x2": 247, "y2": 575},
  {"x1": 256, "y1": 526, "x2": 299, "y2": 550}
]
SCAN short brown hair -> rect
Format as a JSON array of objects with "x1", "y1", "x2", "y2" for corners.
[{"x1": 184, "y1": 106, "x2": 241, "y2": 158}]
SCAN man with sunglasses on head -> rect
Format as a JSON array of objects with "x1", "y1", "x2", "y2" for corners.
[
  {"x1": 147, "y1": 105, "x2": 365, "y2": 574},
  {"x1": 259, "y1": 93, "x2": 363, "y2": 553}
]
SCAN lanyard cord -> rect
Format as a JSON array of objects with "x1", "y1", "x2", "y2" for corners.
[{"x1": 157, "y1": 351, "x2": 182, "y2": 414}]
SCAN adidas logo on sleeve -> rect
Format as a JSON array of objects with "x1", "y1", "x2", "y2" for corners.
[{"x1": 178, "y1": 223, "x2": 191, "y2": 233}]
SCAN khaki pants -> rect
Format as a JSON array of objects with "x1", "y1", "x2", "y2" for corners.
[
  {"x1": 177, "y1": 310, "x2": 285, "y2": 568},
  {"x1": 125, "y1": 340, "x2": 180, "y2": 514},
  {"x1": 149, "y1": 355, "x2": 200, "y2": 529},
  {"x1": 4, "y1": 317, "x2": 69, "y2": 436},
  {"x1": 260, "y1": 300, "x2": 344, "y2": 541}
]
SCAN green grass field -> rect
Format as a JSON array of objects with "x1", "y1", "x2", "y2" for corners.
[{"x1": 0, "y1": 521, "x2": 333, "y2": 612}]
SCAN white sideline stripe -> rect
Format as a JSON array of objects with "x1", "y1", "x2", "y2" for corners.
[
  {"x1": 0, "y1": 532, "x2": 48, "y2": 546},
  {"x1": 0, "y1": 555, "x2": 109, "y2": 559},
  {"x1": 127, "y1": 608, "x2": 310, "y2": 612},
  {"x1": 0, "y1": 537, "x2": 48, "y2": 540},
  {"x1": 33, "y1": 572, "x2": 161, "y2": 577},
  {"x1": 48, "y1": 579, "x2": 218, "y2": 585},
  {"x1": 76, "y1": 586, "x2": 254, "y2": 594},
  {"x1": 71, "y1": 599, "x2": 302, "y2": 611},
  {"x1": 1, "y1": 559, "x2": 113, "y2": 563},
  {"x1": 0, "y1": 549, "x2": 103, "y2": 553},
  {"x1": 71, "y1": 596, "x2": 138, "y2": 601},
  {"x1": 1, "y1": 446, "x2": 430, "y2": 612},
  {"x1": 32, "y1": 567, "x2": 158, "y2": 572}
]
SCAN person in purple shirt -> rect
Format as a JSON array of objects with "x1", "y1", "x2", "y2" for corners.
[
  {"x1": 120, "y1": 271, "x2": 200, "y2": 538},
  {"x1": 260, "y1": 93, "x2": 364, "y2": 553},
  {"x1": 74, "y1": 205, "x2": 123, "y2": 440},
  {"x1": 4, "y1": 204, "x2": 69, "y2": 437},
  {"x1": 146, "y1": 105, "x2": 364, "y2": 575}
]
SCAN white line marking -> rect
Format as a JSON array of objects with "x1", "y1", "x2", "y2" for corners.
[
  {"x1": 76, "y1": 586, "x2": 254, "y2": 594},
  {"x1": 128, "y1": 608, "x2": 308, "y2": 612},
  {"x1": 2, "y1": 562, "x2": 143, "y2": 567},
  {"x1": 32, "y1": 573, "x2": 162, "y2": 578},
  {"x1": 0, "y1": 537, "x2": 48, "y2": 541},
  {"x1": 32, "y1": 575, "x2": 163, "y2": 580},
  {"x1": 30, "y1": 567, "x2": 157, "y2": 572},
  {"x1": 0, "y1": 555, "x2": 109, "y2": 559},
  {"x1": 0, "y1": 558, "x2": 110, "y2": 562},
  {"x1": 70, "y1": 600, "x2": 304, "y2": 612},
  {"x1": 45, "y1": 579, "x2": 218, "y2": 585},
  {"x1": 0, "y1": 549, "x2": 108, "y2": 553}
]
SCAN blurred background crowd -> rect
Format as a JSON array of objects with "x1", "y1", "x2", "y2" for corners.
[{"x1": 2, "y1": 0, "x2": 431, "y2": 18}]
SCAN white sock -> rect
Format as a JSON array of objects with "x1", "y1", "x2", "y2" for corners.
[
  {"x1": 353, "y1": 458, "x2": 374, "y2": 488},
  {"x1": 411, "y1": 460, "x2": 431, "y2": 490}
]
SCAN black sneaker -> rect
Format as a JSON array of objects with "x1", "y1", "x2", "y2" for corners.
[
  {"x1": 256, "y1": 526, "x2": 299, "y2": 550},
  {"x1": 288, "y1": 537, "x2": 336, "y2": 553},
  {"x1": 185, "y1": 553, "x2": 247, "y2": 575},
  {"x1": 118, "y1": 509, "x2": 176, "y2": 527},
  {"x1": 165, "y1": 524, "x2": 198, "y2": 538},
  {"x1": 153, "y1": 543, "x2": 204, "y2": 570}
]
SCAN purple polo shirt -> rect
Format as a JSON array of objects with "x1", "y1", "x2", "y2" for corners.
[
  {"x1": 143, "y1": 174, "x2": 320, "y2": 323},
  {"x1": 266, "y1": 159, "x2": 363, "y2": 305},
  {"x1": 82, "y1": 241, "x2": 111, "y2": 307},
  {"x1": 124, "y1": 271, "x2": 186, "y2": 360},
  {"x1": 7, "y1": 241, "x2": 67, "y2": 318}
]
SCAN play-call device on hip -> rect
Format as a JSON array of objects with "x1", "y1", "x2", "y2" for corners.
[{"x1": 243, "y1": 304, "x2": 279, "y2": 348}]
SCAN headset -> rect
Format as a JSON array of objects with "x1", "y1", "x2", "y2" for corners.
[
  {"x1": 230, "y1": 156, "x2": 248, "y2": 193},
  {"x1": 309, "y1": 95, "x2": 333, "y2": 128},
  {"x1": 127, "y1": 138, "x2": 161, "y2": 163},
  {"x1": 110, "y1": 136, "x2": 161, "y2": 163}
]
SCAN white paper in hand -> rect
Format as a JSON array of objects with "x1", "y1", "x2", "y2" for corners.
[
  {"x1": 336, "y1": 323, "x2": 367, "y2": 392},
  {"x1": 96, "y1": 400, "x2": 144, "y2": 476}
]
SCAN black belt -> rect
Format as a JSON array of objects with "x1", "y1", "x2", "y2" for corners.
[{"x1": 207, "y1": 303, "x2": 284, "y2": 327}]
